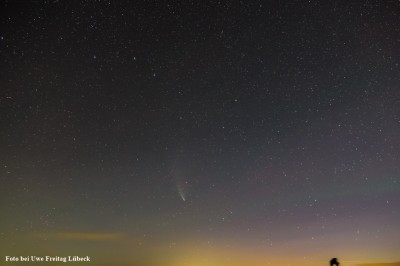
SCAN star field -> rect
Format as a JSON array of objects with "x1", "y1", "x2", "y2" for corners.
[{"x1": 1, "y1": 1, "x2": 399, "y2": 266}]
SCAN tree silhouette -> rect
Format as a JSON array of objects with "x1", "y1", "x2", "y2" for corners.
[{"x1": 330, "y1": 258, "x2": 340, "y2": 266}]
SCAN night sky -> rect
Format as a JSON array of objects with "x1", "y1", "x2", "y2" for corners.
[{"x1": 1, "y1": 1, "x2": 400, "y2": 266}]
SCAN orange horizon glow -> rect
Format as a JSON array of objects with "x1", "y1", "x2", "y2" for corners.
[{"x1": 1, "y1": 230, "x2": 398, "y2": 266}]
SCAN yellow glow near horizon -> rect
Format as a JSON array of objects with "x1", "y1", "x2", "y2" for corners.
[
  {"x1": 1, "y1": 230, "x2": 398, "y2": 266},
  {"x1": 32, "y1": 231, "x2": 124, "y2": 241}
]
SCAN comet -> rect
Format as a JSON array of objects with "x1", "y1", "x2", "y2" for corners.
[{"x1": 177, "y1": 182, "x2": 186, "y2": 202}]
